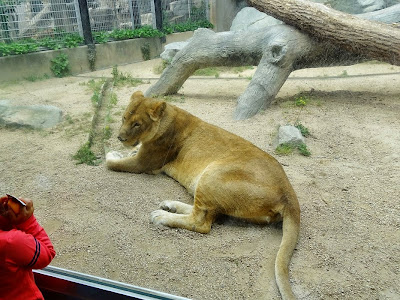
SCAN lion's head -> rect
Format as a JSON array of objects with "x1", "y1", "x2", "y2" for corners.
[{"x1": 117, "y1": 91, "x2": 166, "y2": 147}]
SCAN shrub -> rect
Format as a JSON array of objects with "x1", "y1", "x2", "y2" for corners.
[{"x1": 51, "y1": 53, "x2": 70, "y2": 78}]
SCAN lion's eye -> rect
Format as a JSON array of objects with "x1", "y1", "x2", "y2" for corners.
[{"x1": 132, "y1": 122, "x2": 140, "y2": 128}]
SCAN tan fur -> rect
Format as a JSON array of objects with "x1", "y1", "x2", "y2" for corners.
[{"x1": 106, "y1": 91, "x2": 301, "y2": 300}]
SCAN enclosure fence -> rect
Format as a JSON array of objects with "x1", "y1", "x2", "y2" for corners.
[{"x1": 0, "y1": 0, "x2": 210, "y2": 44}]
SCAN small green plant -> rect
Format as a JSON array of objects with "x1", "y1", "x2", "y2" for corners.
[
  {"x1": 109, "y1": 92, "x2": 118, "y2": 106},
  {"x1": 162, "y1": 19, "x2": 213, "y2": 34},
  {"x1": 275, "y1": 142, "x2": 311, "y2": 157},
  {"x1": 339, "y1": 70, "x2": 349, "y2": 77},
  {"x1": 297, "y1": 143, "x2": 311, "y2": 157},
  {"x1": 63, "y1": 33, "x2": 84, "y2": 48},
  {"x1": 110, "y1": 26, "x2": 164, "y2": 41},
  {"x1": 103, "y1": 125, "x2": 112, "y2": 140},
  {"x1": 39, "y1": 37, "x2": 62, "y2": 50},
  {"x1": 84, "y1": 79, "x2": 106, "y2": 106},
  {"x1": 0, "y1": 39, "x2": 38, "y2": 56},
  {"x1": 112, "y1": 65, "x2": 143, "y2": 87},
  {"x1": 295, "y1": 122, "x2": 310, "y2": 137},
  {"x1": 93, "y1": 32, "x2": 108, "y2": 44},
  {"x1": 72, "y1": 142, "x2": 100, "y2": 165},
  {"x1": 50, "y1": 53, "x2": 70, "y2": 78},
  {"x1": 275, "y1": 143, "x2": 294, "y2": 155},
  {"x1": 295, "y1": 96, "x2": 308, "y2": 107},
  {"x1": 24, "y1": 74, "x2": 50, "y2": 82},
  {"x1": 140, "y1": 43, "x2": 151, "y2": 61}
]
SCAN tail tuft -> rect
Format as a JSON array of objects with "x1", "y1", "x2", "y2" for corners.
[{"x1": 275, "y1": 199, "x2": 300, "y2": 300}]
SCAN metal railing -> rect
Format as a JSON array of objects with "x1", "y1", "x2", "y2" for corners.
[
  {"x1": 34, "y1": 265, "x2": 191, "y2": 300},
  {"x1": 0, "y1": 0, "x2": 210, "y2": 44}
]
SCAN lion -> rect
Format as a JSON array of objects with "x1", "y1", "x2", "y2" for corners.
[{"x1": 106, "y1": 91, "x2": 300, "y2": 300}]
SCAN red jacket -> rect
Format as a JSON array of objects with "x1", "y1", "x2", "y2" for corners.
[{"x1": 0, "y1": 215, "x2": 56, "y2": 300}]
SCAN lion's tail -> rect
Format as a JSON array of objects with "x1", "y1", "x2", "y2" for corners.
[{"x1": 275, "y1": 193, "x2": 300, "y2": 300}]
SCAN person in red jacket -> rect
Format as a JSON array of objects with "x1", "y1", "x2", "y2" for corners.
[{"x1": 0, "y1": 195, "x2": 56, "y2": 300}]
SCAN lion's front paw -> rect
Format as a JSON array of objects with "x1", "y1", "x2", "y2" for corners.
[
  {"x1": 150, "y1": 210, "x2": 170, "y2": 226},
  {"x1": 106, "y1": 151, "x2": 123, "y2": 161},
  {"x1": 159, "y1": 200, "x2": 177, "y2": 213}
]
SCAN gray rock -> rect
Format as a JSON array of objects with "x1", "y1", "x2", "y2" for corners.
[
  {"x1": 0, "y1": 100, "x2": 63, "y2": 129},
  {"x1": 357, "y1": 0, "x2": 385, "y2": 12},
  {"x1": 160, "y1": 41, "x2": 189, "y2": 62},
  {"x1": 278, "y1": 125, "x2": 305, "y2": 146},
  {"x1": 170, "y1": 0, "x2": 188, "y2": 16},
  {"x1": 230, "y1": 7, "x2": 283, "y2": 32}
]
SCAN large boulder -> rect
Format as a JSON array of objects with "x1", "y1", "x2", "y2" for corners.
[
  {"x1": 230, "y1": 7, "x2": 282, "y2": 31},
  {"x1": 0, "y1": 100, "x2": 63, "y2": 129}
]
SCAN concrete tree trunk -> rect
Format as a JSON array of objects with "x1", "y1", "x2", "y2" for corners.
[
  {"x1": 146, "y1": 2, "x2": 400, "y2": 119},
  {"x1": 247, "y1": 0, "x2": 400, "y2": 66}
]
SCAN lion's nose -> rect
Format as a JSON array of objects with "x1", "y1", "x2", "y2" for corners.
[{"x1": 118, "y1": 136, "x2": 126, "y2": 142}]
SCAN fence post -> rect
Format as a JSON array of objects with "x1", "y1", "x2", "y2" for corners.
[
  {"x1": 77, "y1": 0, "x2": 96, "y2": 71},
  {"x1": 77, "y1": 0, "x2": 93, "y2": 45},
  {"x1": 154, "y1": 0, "x2": 162, "y2": 31}
]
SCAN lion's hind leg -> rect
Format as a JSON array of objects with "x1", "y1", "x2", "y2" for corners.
[
  {"x1": 159, "y1": 200, "x2": 192, "y2": 214},
  {"x1": 150, "y1": 204, "x2": 216, "y2": 234}
]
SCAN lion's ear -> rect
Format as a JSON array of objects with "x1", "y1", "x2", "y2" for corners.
[
  {"x1": 131, "y1": 91, "x2": 144, "y2": 101},
  {"x1": 148, "y1": 101, "x2": 166, "y2": 121}
]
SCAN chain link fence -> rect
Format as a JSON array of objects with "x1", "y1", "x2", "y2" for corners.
[{"x1": 0, "y1": 0, "x2": 210, "y2": 44}]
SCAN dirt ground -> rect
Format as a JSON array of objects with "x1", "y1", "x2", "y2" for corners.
[{"x1": 0, "y1": 59, "x2": 399, "y2": 300}]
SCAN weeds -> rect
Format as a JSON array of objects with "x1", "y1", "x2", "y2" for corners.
[
  {"x1": 275, "y1": 142, "x2": 311, "y2": 157},
  {"x1": 85, "y1": 79, "x2": 106, "y2": 107},
  {"x1": 162, "y1": 95, "x2": 185, "y2": 103},
  {"x1": 112, "y1": 65, "x2": 143, "y2": 87},
  {"x1": 297, "y1": 143, "x2": 311, "y2": 156},
  {"x1": 194, "y1": 67, "x2": 220, "y2": 77},
  {"x1": 140, "y1": 43, "x2": 151, "y2": 61},
  {"x1": 295, "y1": 122, "x2": 311, "y2": 137},
  {"x1": 50, "y1": 53, "x2": 70, "y2": 78},
  {"x1": 72, "y1": 142, "x2": 100, "y2": 165},
  {"x1": 24, "y1": 74, "x2": 50, "y2": 82},
  {"x1": 275, "y1": 143, "x2": 294, "y2": 155}
]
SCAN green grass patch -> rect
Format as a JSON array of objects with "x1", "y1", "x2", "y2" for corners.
[
  {"x1": 297, "y1": 143, "x2": 311, "y2": 156},
  {"x1": 194, "y1": 67, "x2": 220, "y2": 77},
  {"x1": 50, "y1": 53, "x2": 70, "y2": 78},
  {"x1": 162, "y1": 95, "x2": 185, "y2": 103},
  {"x1": 294, "y1": 122, "x2": 311, "y2": 137},
  {"x1": 72, "y1": 142, "x2": 100, "y2": 165},
  {"x1": 112, "y1": 65, "x2": 143, "y2": 87},
  {"x1": 24, "y1": 74, "x2": 50, "y2": 82},
  {"x1": 83, "y1": 79, "x2": 106, "y2": 106},
  {"x1": 275, "y1": 142, "x2": 311, "y2": 157},
  {"x1": 275, "y1": 143, "x2": 294, "y2": 155}
]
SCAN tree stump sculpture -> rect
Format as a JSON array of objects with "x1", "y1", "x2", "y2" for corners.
[{"x1": 145, "y1": 1, "x2": 400, "y2": 119}]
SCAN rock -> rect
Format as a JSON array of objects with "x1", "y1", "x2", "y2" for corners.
[
  {"x1": 160, "y1": 41, "x2": 189, "y2": 62},
  {"x1": 0, "y1": 100, "x2": 63, "y2": 129},
  {"x1": 278, "y1": 125, "x2": 305, "y2": 146},
  {"x1": 170, "y1": 0, "x2": 188, "y2": 17},
  {"x1": 357, "y1": 0, "x2": 385, "y2": 12},
  {"x1": 230, "y1": 7, "x2": 283, "y2": 32},
  {"x1": 141, "y1": 13, "x2": 153, "y2": 26}
]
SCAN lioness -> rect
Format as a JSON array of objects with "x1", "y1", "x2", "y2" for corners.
[{"x1": 106, "y1": 91, "x2": 300, "y2": 300}]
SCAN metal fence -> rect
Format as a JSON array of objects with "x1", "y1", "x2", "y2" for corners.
[{"x1": 0, "y1": 0, "x2": 210, "y2": 43}]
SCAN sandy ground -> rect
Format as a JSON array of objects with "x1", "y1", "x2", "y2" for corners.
[{"x1": 0, "y1": 59, "x2": 399, "y2": 300}]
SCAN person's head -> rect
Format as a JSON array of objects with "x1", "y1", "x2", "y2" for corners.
[{"x1": 0, "y1": 196, "x2": 34, "y2": 228}]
